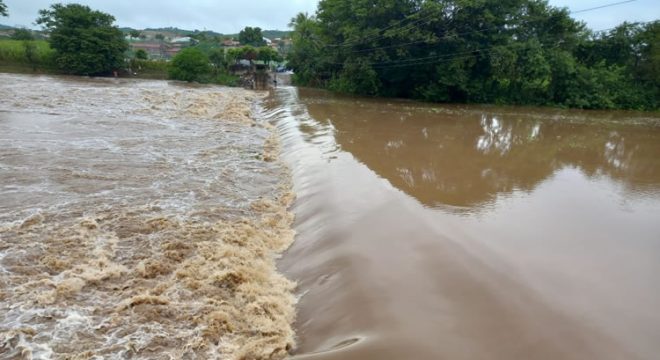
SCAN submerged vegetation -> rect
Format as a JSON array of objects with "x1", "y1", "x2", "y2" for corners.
[{"x1": 288, "y1": 0, "x2": 659, "y2": 110}]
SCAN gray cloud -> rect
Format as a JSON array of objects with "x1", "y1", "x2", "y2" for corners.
[
  {"x1": 2, "y1": 0, "x2": 319, "y2": 32},
  {"x1": 2, "y1": 0, "x2": 656, "y2": 33},
  {"x1": 552, "y1": 0, "x2": 658, "y2": 31}
]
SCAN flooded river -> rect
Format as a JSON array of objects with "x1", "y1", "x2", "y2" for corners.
[
  {"x1": 263, "y1": 88, "x2": 660, "y2": 360},
  {"x1": 0, "y1": 74, "x2": 296, "y2": 359},
  {"x1": 2, "y1": 73, "x2": 659, "y2": 360}
]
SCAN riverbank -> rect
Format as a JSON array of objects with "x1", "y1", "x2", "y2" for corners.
[
  {"x1": 0, "y1": 39, "x2": 169, "y2": 79},
  {"x1": 0, "y1": 74, "x2": 297, "y2": 359}
]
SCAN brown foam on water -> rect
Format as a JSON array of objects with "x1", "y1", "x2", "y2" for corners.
[{"x1": 0, "y1": 74, "x2": 297, "y2": 359}]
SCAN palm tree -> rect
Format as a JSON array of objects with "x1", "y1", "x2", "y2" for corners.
[
  {"x1": 289, "y1": 12, "x2": 312, "y2": 29},
  {"x1": 0, "y1": 0, "x2": 8, "y2": 17}
]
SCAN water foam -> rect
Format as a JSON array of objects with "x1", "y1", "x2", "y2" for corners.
[{"x1": 0, "y1": 74, "x2": 297, "y2": 359}]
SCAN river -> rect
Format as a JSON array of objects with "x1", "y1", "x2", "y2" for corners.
[
  {"x1": 262, "y1": 87, "x2": 660, "y2": 360},
  {"x1": 1, "y1": 74, "x2": 659, "y2": 360},
  {"x1": 0, "y1": 74, "x2": 296, "y2": 359}
]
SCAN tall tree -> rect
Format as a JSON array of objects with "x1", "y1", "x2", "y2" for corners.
[
  {"x1": 0, "y1": 0, "x2": 7, "y2": 17},
  {"x1": 287, "y1": 12, "x2": 324, "y2": 85},
  {"x1": 208, "y1": 48, "x2": 227, "y2": 74},
  {"x1": 239, "y1": 26, "x2": 266, "y2": 47},
  {"x1": 36, "y1": 3, "x2": 128, "y2": 76},
  {"x1": 257, "y1": 46, "x2": 282, "y2": 65},
  {"x1": 289, "y1": 0, "x2": 658, "y2": 110}
]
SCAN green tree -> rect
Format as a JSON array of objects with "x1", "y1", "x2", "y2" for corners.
[
  {"x1": 226, "y1": 47, "x2": 241, "y2": 64},
  {"x1": 287, "y1": 12, "x2": 324, "y2": 85},
  {"x1": 0, "y1": 0, "x2": 7, "y2": 17},
  {"x1": 208, "y1": 48, "x2": 227, "y2": 74},
  {"x1": 11, "y1": 28, "x2": 34, "y2": 41},
  {"x1": 36, "y1": 3, "x2": 128, "y2": 76},
  {"x1": 168, "y1": 47, "x2": 211, "y2": 82},
  {"x1": 129, "y1": 30, "x2": 141, "y2": 39},
  {"x1": 289, "y1": 0, "x2": 658, "y2": 110},
  {"x1": 191, "y1": 31, "x2": 208, "y2": 42},
  {"x1": 155, "y1": 33, "x2": 165, "y2": 41},
  {"x1": 257, "y1": 46, "x2": 282, "y2": 65},
  {"x1": 239, "y1": 26, "x2": 266, "y2": 47},
  {"x1": 238, "y1": 46, "x2": 258, "y2": 62},
  {"x1": 134, "y1": 49, "x2": 148, "y2": 60}
]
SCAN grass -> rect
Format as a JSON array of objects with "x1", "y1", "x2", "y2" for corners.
[
  {"x1": 0, "y1": 39, "x2": 57, "y2": 75},
  {"x1": 0, "y1": 39, "x2": 54, "y2": 66},
  {"x1": 128, "y1": 59, "x2": 169, "y2": 79},
  {"x1": 0, "y1": 40, "x2": 169, "y2": 79},
  {"x1": 211, "y1": 71, "x2": 240, "y2": 86}
]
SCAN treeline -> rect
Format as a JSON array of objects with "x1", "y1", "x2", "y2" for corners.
[
  {"x1": 0, "y1": 2, "x2": 283, "y2": 85},
  {"x1": 288, "y1": 0, "x2": 659, "y2": 110},
  {"x1": 168, "y1": 46, "x2": 282, "y2": 84}
]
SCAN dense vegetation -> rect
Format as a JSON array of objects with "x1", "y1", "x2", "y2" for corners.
[
  {"x1": 167, "y1": 45, "x2": 282, "y2": 85},
  {"x1": 134, "y1": 49, "x2": 148, "y2": 60},
  {"x1": 0, "y1": 40, "x2": 55, "y2": 71},
  {"x1": 36, "y1": 3, "x2": 128, "y2": 76},
  {"x1": 288, "y1": 0, "x2": 659, "y2": 110},
  {"x1": 0, "y1": 0, "x2": 7, "y2": 17},
  {"x1": 1, "y1": 2, "x2": 288, "y2": 84},
  {"x1": 239, "y1": 26, "x2": 267, "y2": 47},
  {"x1": 168, "y1": 47, "x2": 212, "y2": 82}
]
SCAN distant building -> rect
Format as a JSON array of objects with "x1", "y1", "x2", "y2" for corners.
[
  {"x1": 222, "y1": 39, "x2": 241, "y2": 47},
  {"x1": 131, "y1": 42, "x2": 164, "y2": 58},
  {"x1": 171, "y1": 36, "x2": 193, "y2": 43},
  {"x1": 164, "y1": 43, "x2": 185, "y2": 58},
  {"x1": 130, "y1": 41, "x2": 186, "y2": 59}
]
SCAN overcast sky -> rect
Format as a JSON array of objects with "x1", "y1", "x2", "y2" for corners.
[{"x1": 1, "y1": 0, "x2": 657, "y2": 33}]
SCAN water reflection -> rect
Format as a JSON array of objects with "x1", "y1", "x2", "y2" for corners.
[{"x1": 297, "y1": 88, "x2": 660, "y2": 209}]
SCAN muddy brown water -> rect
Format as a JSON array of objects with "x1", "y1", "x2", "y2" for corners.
[
  {"x1": 262, "y1": 88, "x2": 660, "y2": 360},
  {"x1": 0, "y1": 74, "x2": 297, "y2": 359},
  {"x1": 2, "y1": 73, "x2": 659, "y2": 360}
]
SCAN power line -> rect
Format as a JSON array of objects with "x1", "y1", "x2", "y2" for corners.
[
  {"x1": 571, "y1": 0, "x2": 637, "y2": 14},
  {"x1": 324, "y1": 0, "x2": 639, "y2": 53},
  {"x1": 369, "y1": 20, "x2": 655, "y2": 70}
]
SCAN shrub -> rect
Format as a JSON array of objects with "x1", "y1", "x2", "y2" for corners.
[{"x1": 168, "y1": 47, "x2": 211, "y2": 82}]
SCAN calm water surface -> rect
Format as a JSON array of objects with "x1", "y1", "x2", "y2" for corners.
[{"x1": 261, "y1": 88, "x2": 660, "y2": 359}]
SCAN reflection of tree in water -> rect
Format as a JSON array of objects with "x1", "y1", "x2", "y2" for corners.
[
  {"x1": 477, "y1": 116, "x2": 514, "y2": 155},
  {"x1": 301, "y1": 93, "x2": 660, "y2": 209}
]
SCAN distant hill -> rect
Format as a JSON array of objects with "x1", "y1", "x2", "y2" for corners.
[
  {"x1": 119, "y1": 26, "x2": 290, "y2": 39},
  {"x1": 141, "y1": 27, "x2": 221, "y2": 37},
  {"x1": 4, "y1": 24, "x2": 290, "y2": 39},
  {"x1": 221, "y1": 30, "x2": 291, "y2": 39},
  {"x1": 262, "y1": 30, "x2": 291, "y2": 39}
]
